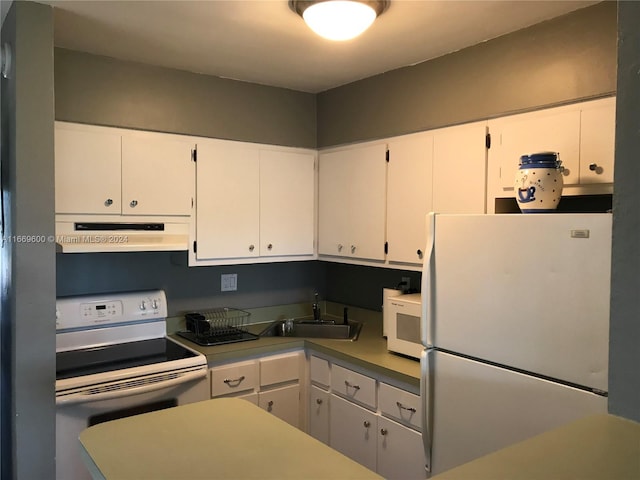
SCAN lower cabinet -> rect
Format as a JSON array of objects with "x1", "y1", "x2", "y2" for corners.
[
  {"x1": 377, "y1": 416, "x2": 426, "y2": 480},
  {"x1": 258, "y1": 383, "x2": 300, "y2": 429},
  {"x1": 309, "y1": 354, "x2": 426, "y2": 479},
  {"x1": 329, "y1": 394, "x2": 378, "y2": 472},
  {"x1": 209, "y1": 351, "x2": 303, "y2": 428},
  {"x1": 309, "y1": 385, "x2": 330, "y2": 444}
]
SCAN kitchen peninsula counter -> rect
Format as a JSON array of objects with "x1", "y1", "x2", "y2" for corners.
[
  {"x1": 80, "y1": 397, "x2": 383, "y2": 480},
  {"x1": 430, "y1": 414, "x2": 640, "y2": 480},
  {"x1": 170, "y1": 313, "x2": 421, "y2": 388}
]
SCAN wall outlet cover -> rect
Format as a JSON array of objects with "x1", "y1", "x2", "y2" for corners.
[{"x1": 221, "y1": 273, "x2": 237, "y2": 292}]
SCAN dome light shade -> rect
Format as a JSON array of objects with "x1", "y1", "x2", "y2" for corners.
[{"x1": 290, "y1": 1, "x2": 389, "y2": 41}]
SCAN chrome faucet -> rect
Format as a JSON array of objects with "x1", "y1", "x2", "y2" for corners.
[{"x1": 312, "y1": 293, "x2": 321, "y2": 321}]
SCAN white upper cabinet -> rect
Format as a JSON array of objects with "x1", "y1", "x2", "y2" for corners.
[
  {"x1": 579, "y1": 96, "x2": 616, "y2": 184},
  {"x1": 489, "y1": 107, "x2": 581, "y2": 189},
  {"x1": 55, "y1": 124, "x2": 122, "y2": 215},
  {"x1": 318, "y1": 142, "x2": 387, "y2": 261},
  {"x1": 386, "y1": 132, "x2": 434, "y2": 265},
  {"x1": 195, "y1": 139, "x2": 261, "y2": 260},
  {"x1": 432, "y1": 121, "x2": 488, "y2": 214},
  {"x1": 487, "y1": 97, "x2": 615, "y2": 201},
  {"x1": 55, "y1": 122, "x2": 194, "y2": 217},
  {"x1": 259, "y1": 149, "x2": 315, "y2": 257},
  {"x1": 194, "y1": 139, "x2": 316, "y2": 264},
  {"x1": 121, "y1": 135, "x2": 194, "y2": 216}
]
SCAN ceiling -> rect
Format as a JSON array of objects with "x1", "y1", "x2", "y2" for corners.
[{"x1": 44, "y1": 0, "x2": 599, "y2": 93}]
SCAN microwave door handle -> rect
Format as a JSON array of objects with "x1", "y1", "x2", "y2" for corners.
[
  {"x1": 421, "y1": 348, "x2": 433, "y2": 473},
  {"x1": 55, "y1": 369, "x2": 206, "y2": 406},
  {"x1": 421, "y1": 212, "x2": 436, "y2": 348}
]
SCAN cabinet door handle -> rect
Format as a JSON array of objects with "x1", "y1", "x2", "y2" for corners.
[
  {"x1": 589, "y1": 163, "x2": 603, "y2": 174},
  {"x1": 338, "y1": 244, "x2": 343, "y2": 252},
  {"x1": 345, "y1": 380, "x2": 360, "y2": 390},
  {"x1": 350, "y1": 245, "x2": 356, "y2": 254},
  {"x1": 417, "y1": 249, "x2": 423, "y2": 259},
  {"x1": 268, "y1": 400, "x2": 274, "y2": 409},
  {"x1": 380, "y1": 428, "x2": 388, "y2": 436},
  {"x1": 249, "y1": 244, "x2": 255, "y2": 252},
  {"x1": 130, "y1": 200, "x2": 138, "y2": 208},
  {"x1": 104, "y1": 198, "x2": 113, "y2": 207},
  {"x1": 397, "y1": 401, "x2": 417, "y2": 413},
  {"x1": 363, "y1": 421, "x2": 370, "y2": 428},
  {"x1": 267, "y1": 243, "x2": 273, "y2": 250},
  {"x1": 316, "y1": 398, "x2": 323, "y2": 405},
  {"x1": 223, "y1": 376, "x2": 245, "y2": 386}
]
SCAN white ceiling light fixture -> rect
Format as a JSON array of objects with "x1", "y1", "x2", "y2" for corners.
[{"x1": 289, "y1": 0, "x2": 390, "y2": 41}]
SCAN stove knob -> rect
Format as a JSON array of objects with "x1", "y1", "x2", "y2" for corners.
[{"x1": 140, "y1": 301, "x2": 147, "y2": 311}]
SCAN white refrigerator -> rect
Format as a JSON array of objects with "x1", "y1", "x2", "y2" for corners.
[{"x1": 420, "y1": 213, "x2": 611, "y2": 476}]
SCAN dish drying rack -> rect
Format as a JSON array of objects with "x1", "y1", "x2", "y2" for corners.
[{"x1": 177, "y1": 308, "x2": 259, "y2": 346}]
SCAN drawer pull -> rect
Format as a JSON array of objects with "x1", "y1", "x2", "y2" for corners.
[
  {"x1": 267, "y1": 400, "x2": 274, "y2": 411},
  {"x1": 363, "y1": 421, "x2": 370, "y2": 428},
  {"x1": 345, "y1": 380, "x2": 360, "y2": 390},
  {"x1": 316, "y1": 398, "x2": 323, "y2": 405},
  {"x1": 397, "y1": 401, "x2": 417, "y2": 413},
  {"x1": 380, "y1": 428, "x2": 388, "y2": 436},
  {"x1": 223, "y1": 376, "x2": 246, "y2": 386}
]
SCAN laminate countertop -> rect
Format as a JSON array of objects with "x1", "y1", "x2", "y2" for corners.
[
  {"x1": 80, "y1": 397, "x2": 383, "y2": 480},
  {"x1": 170, "y1": 314, "x2": 421, "y2": 389},
  {"x1": 430, "y1": 413, "x2": 640, "y2": 480}
]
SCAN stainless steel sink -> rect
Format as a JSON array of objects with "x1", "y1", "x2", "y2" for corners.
[{"x1": 259, "y1": 318, "x2": 363, "y2": 341}]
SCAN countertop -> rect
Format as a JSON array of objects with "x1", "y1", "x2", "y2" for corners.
[
  {"x1": 430, "y1": 413, "x2": 640, "y2": 480},
  {"x1": 80, "y1": 397, "x2": 383, "y2": 480},
  {"x1": 170, "y1": 313, "x2": 421, "y2": 389}
]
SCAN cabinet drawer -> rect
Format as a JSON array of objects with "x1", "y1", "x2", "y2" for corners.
[
  {"x1": 379, "y1": 383, "x2": 421, "y2": 431},
  {"x1": 210, "y1": 361, "x2": 258, "y2": 398},
  {"x1": 310, "y1": 355, "x2": 330, "y2": 388},
  {"x1": 331, "y1": 364, "x2": 376, "y2": 409},
  {"x1": 260, "y1": 352, "x2": 301, "y2": 387}
]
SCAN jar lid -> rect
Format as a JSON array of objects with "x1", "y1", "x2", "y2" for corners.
[{"x1": 519, "y1": 151, "x2": 560, "y2": 166}]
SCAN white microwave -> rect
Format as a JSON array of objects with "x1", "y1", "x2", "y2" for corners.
[{"x1": 385, "y1": 293, "x2": 422, "y2": 359}]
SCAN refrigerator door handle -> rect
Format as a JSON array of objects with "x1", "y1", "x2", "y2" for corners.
[
  {"x1": 421, "y1": 212, "x2": 436, "y2": 348},
  {"x1": 420, "y1": 348, "x2": 433, "y2": 473}
]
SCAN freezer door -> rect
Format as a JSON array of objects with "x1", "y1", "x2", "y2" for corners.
[
  {"x1": 431, "y1": 213, "x2": 611, "y2": 392},
  {"x1": 429, "y1": 351, "x2": 607, "y2": 476}
]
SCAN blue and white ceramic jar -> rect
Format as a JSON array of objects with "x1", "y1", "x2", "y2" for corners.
[{"x1": 514, "y1": 152, "x2": 563, "y2": 213}]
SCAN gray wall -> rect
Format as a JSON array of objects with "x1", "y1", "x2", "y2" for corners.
[
  {"x1": 609, "y1": 0, "x2": 640, "y2": 422},
  {"x1": 57, "y1": 252, "x2": 326, "y2": 316},
  {"x1": 54, "y1": 48, "x2": 317, "y2": 148},
  {"x1": 1, "y1": 2, "x2": 56, "y2": 478},
  {"x1": 317, "y1": 1, "x2": 617, "y2": 147}
]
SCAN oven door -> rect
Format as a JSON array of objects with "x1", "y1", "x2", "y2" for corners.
[{"x1": 56, "y1": 367, "x2": 208, "y2": 480}]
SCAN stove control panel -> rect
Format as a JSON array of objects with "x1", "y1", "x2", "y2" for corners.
[{"x1": 56, "y1": 290, "x2": 167, "y2": 331}]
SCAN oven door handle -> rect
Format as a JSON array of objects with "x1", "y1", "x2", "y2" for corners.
[{"x1": 56, "y1": 368, "x2": 207, "y2": 406}]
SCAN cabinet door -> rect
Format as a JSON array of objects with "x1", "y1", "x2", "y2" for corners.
[
  {"x1": 377, "y1": 416, "x2": 426, "y2": 480},
  {"x1": 259, "y1": 384, "x2": 300, "y2": 428},
  {"x1": 329, "y1": 394, "x2": 377, "y2": 472},
  {"x1": 121, "y1": 134, "x2": 194, "y2": 216},
  {"x1": 580, "y1": 97, "x2": 616, "y2": 184},
  {"x1": 433, "y1": 122, "x2": 487, "y2": 214},
  {"x1": 55, "y1": 124, "x2": 121, "y2": 214},
  {"x1": 259, "y1": 150, "x2": 315, "y2": 257},
  {"x1": 318, "y1": 143, "x2": 387, "y2": 260},
  {"x1": 387, "y1": 133, "x2": 433, "y2": 264},
  {"x1": 309, "y1": 386, "x2": 330, "y2": 444},
  {"x1": 195, "y1": 140, "x2": 260, "y2": 260},
  {"x1": 490, "y1": 108, "x2": 580, "y2": 188},
  {"x1": 318, "y1": 149, "x2": 352, "y2": 257}
]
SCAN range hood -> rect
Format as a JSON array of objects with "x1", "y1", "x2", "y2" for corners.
[{"x1": 55, "y1": 220, "x2": 189, "y2": 253}]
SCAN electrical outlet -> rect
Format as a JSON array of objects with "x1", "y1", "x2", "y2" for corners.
[
  {"x1": 401, "y1": 276, "x2": 411, "y2": 291},
  {"x1": 221, "y1": 273, "x2": 237, "y2": 292}
]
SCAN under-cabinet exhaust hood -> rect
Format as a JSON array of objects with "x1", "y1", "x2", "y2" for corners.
[{"x1": 55, "y1": 220, "x2": 189, "y2": 253}]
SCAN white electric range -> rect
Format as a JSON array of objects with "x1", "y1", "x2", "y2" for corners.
[{"x1": 55, "y1": 290, "x2": 208, "y2": 480}]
